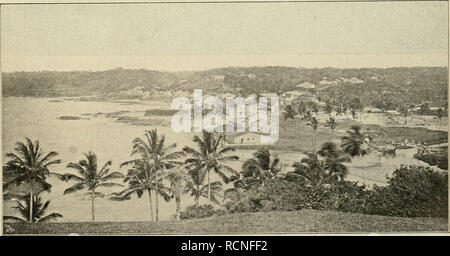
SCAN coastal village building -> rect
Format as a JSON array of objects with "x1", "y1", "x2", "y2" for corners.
[
  {"x1": 260, "y1": 92, "x2": 278, "y2": 98},
  {"x1": 363, "y1": 106, "x2": 383, "y2": 113},
  {"x1": 210, "y1": 75, "x2": 225, "y2": 81},
  {"x1": 339, "y1": 77, "x2": 364, "y2": 84},
  {"x1": 295, "y1": 82, "x2": 316, "y2": 89}
]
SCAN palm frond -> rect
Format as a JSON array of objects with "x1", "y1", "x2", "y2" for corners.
[
  {"x1": 97, "y1": 182, "x2": 124, "y2": 188},
  {"x1": 63, "y1": 182, "x2": 88, "y2": 195},
  {"x1": 100, "y1": 172, "x2": 125, "y2": 181},
  {"x1": 3, "y1": 216, "x2": 27, "y2": 222},
  {"x1": 61, "y1": 173, "x2": 86, "y2": 182},
  {"x1": 37, "y1": 212, "x2": 63, "y2": 222}
]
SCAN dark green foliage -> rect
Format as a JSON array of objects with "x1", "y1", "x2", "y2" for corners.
[
  {"x1": 3, "y1": 67, "x2": 447, "y2": 107},
  {"x1": 283, "y1": 104, "x2": 296, "y2": 121},
  {"x1": 179, "y1": 205, "x2": 216, "y2": 220},
  {"x1": 341, "y1": 126, "x2": 367, "y2": 157},
  {"x1": 365, "y1": 165, "x2": 448, "y2": 218},
  {"x1": 414, "y1": 148, "x2": 448, "y2": 170},
  {"x1": 224, "y1": 165, "x2": 448, "y2": 219},
  {"x1": 3, "y1": 192, "x2": 63, "y2": 223},
  {"x1": 224, "y1": 179, "x2": 305, "y2": 213}
]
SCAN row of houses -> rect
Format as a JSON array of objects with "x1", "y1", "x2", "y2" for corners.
[
  {"x1": 205, "y1": 73, "x2": 257, "y2": 82},
  {"x1": 295, "y1": 76, "x2": 365, "y2": 89},
  {"x1": 118, "y1": 87, "x2": 193, "y2": 99}
]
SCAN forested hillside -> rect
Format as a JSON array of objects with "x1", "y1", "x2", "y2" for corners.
[{"x1": 2, "y1": 66, "x2": 447, "y2": 106}]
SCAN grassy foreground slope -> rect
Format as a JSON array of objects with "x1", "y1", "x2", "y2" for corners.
[{"x1": 4, "y1": 209, "x2": 447, "y2": 234}]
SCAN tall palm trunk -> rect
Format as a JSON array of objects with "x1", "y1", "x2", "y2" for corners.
[
  {"x1": 312, "y1": 130, "x2": 316, "y2": 151},
  {"x1": 155, "y1": 174, "x2": 159, "y2": 221},
  {"x1": 175, "y1": 196, "x2": 181, "y2": 220},
  {"x1": 155, "y1": 188, "x2": 159, "y2": 222},
  {"x1": 91, "y1": 189, "x2": 95, "y2": 222},
  {"x1": 29, "y1": 180, "x2": 34, "y2": 223},
  {"x1": 195, "y1": 184, "x2": 200, "y2": 206},
  {"x1": 147, "y1": 189, "x2": 154, "y2": 222},
  {"x1": 207, "y1": 169, "x2": 211, "y2": 202},
  {"x1": 295, "y1": 120, "x2": 300, "y2": 151}
]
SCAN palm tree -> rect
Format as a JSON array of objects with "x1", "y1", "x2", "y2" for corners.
[
  {"x1": 241, "y1": 149, "x2": 281, "y2": 186},
  {"x1": 324, "y1": 101, "x2": 333, "y2": 117},
  {"x1": 128, "y1": 129, "x2": 184, "y2": 221},
  {"x1": 285, "y1": 103, "x2": 301, "y2": 149},
  {"x1": 398, "y1": 106, "x2": 409, "y2": 125},
  {"x1": 3, "y1": 138, "x2": 61, "y2": 223},
  {"x1": 289, "y1": 152, "x2": 327, "y2": 187},
  {"x1": 62, "y1": 152, "x2": 124, "y2": 222},
  {"x1": 325, "y1": 117, "x2": 338, "y2": 134},
  {"x1": 341, "y1": 126, "x2": 368, "y2": 184},
  {"x1": 436, "y1": 108, "x2": 444, "y2": 129},
  {"x1": 183, "y1": 130, "x2": 239, "y2": 202},
  {"x1": 296, "y1": 101, "x2": 307, "y2": 118},
  {"x1": 302, "y1": 110, "x2": 313, "y2": 122},
  {"x1": 289, "y1": 146, "x2": 348, "y2": 187},
  {"x1": 350, "y1": 109, "x2": 357, "y2": 119},
  {"x1": 311, "y1": 103, "x2": 319, "y2": 116},
  {"x1": 349, "y1": 98, "x2": 363, "y2": 120},
  {"x1": 283, "y1": 104, "x2": 296, "y2": 121},
  {"x1": 165, "y1": 167, "x2": 190, "y2": 219},
  {"x1": 113, "y1": 159, "x2": 160, "y2": 221},
  {"x1": 307, "y1": 117, "x2": 319, "y2": 150},
  {"x1": 317, "y1": 142, "x2": 349, "y2": 181},
  {"x1": 341, "y1": 126, "x2": 367, "y2": 157},
  {"x1": 184, "y1": 169, "x2": 223, "y2": 206},
  {"x1": 3, "y1": 192, "x2": 62, "y2": 223}
]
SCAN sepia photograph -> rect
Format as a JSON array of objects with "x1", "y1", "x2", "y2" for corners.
[{"x1": 1, "y1": 1, "x2": 448, "y2": 235}]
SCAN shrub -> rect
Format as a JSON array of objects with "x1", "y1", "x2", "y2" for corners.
[
  {"x1": 213, "y1": 208, "x2": 226, "y2": 216},
  {"x1": 414, "y1": 151, "x2": 448, "y2": 170},
  {"x1": 257, "y1": 179, "x2": 308, "y2": 211},
  {"x1": 223, "y1": 184, "x2": 265, "y2": 214},
  {"x1": 179, "y1": 205, "x2": 215, "y2": 220},
  {"x1": 223, "y1": 165, "x2": 447, "y2": 219},
  {"x1": 365, "y1": 165, "x2": 448, "y2": 218}
]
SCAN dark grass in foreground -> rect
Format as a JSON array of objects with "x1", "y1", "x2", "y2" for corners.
[{"x1": 4, "y1": 209, "x2": 448, "y2": 234}]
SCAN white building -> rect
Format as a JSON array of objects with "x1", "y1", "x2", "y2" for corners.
[
  {"x1": 295, "y1": 82, "x2": 316, "y2": 89},
  {"x1": 349, "y1": 77, "x2": 364, "y2": 84},
  {"x1": 260, "y1": 92, "x2": 278, "y2": 98},
  {"x1": 210, "y1": 75, "x2": 225, "y2": 81}
]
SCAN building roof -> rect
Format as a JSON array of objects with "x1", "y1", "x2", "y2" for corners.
[{"x1": 295, "y1": 82, "x2": 315, "y2": 89}]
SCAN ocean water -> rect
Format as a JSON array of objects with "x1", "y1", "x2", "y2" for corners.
[
  {"x1": 2, "y1": 97, "x2": 443, "y2": 222},
  {"x1": 2, "y1": 97, "x2": 202, "y2": 222}
]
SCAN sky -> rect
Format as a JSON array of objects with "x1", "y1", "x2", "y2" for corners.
[{"x1": 1, "y1": 2, "x2": 448, "y2": 72}]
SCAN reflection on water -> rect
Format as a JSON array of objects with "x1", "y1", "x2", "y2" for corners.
[{"x1": 2, "y1": 97, "x2": 443, "y2": 222}]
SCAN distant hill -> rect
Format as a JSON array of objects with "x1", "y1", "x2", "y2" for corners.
[{"x1": 2, "y1": 66, "x2": 447, "y2": 106}]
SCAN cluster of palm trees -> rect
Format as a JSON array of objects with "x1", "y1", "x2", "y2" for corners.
[
  {"x1": 3, "y1": 138, "x2": 63, "y2": 223},
  {"x1": 283, "y1": 101, "x2": 327, "y2": 149},
  {"x1": 3, "y1": 125, "x2": 368, "y2": 223},
  {"x1": 283, "y1": 97, "x2": 365, "y2": 150},
  {"x1": 110, "y1": 129, "x2": 240, "y2": 221},
  {"x1": 223, "y1": 128, "x2": 368, "y2": 209},
  {"x1": 3, "y1": 129, "x2": 240, "y2": 222}
]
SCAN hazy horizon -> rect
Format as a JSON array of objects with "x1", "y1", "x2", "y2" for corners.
[
  {"x1": 2, "y1": 54, "x2": 448, "y2": 73},
  {"x1": 2, "y1": 2, "x2": 448, "y2": 72}
]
